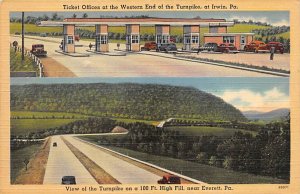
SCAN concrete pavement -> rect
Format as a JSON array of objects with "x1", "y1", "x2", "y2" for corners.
[
  {"x1": 43, "y1": 136, "x2": 97, "y2": 184},
  {"x1": 11, "y1": 36, "x2": 276, "y2": 77},
  {"x1": 64, "y1": 135, "x2": 161, "y2": 184}
]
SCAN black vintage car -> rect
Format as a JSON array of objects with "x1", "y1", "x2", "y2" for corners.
[{"x1": 61, "y1": 176, "x2": 76, "y2": 184}]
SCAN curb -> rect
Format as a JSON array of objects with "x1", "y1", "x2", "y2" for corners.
[
  {"x1": 86, "y1": 50, "x2": 126, "y2": 56},
  {"x1": 137, "y1": 52, "x2": 290, "y2": 77},
  {"x1": 74, "y1": 136, "x2": 204, "y2": 184},
  {"x1": 55, "y1": 50, "x2": 90, "y2": 57}
]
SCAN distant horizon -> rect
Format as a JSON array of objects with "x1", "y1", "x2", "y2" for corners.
[
  {"x1": 11, "y1": 77, "x2": 289, "y2": 113},
  {"x1": 10, "y1": 11, "x2": 289, "y2": 26}
]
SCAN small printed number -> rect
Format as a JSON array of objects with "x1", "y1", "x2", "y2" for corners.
[{"x1": 278, "y1": 186, "x2": 288, "y2": 189}]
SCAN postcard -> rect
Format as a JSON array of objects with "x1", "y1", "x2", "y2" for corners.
[{"x1": 0, "y1": 0, "x2": 299, "y2": 194}]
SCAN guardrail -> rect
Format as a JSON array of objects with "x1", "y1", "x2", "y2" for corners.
[{"x1": 10, "y1": 43, "x2": 44, "y2": 77}]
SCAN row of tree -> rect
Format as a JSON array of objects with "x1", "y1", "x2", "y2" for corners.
[{"x1": 98, "y1": 114, "x2": 290, "y2": 180}]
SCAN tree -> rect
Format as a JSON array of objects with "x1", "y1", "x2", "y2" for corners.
[
  {"x1": 72, "y1": 14, "x2": 77, "y2": 18},
  {"x1": 52, "y1": 13, "x2": 58, "y2": 21},
  {"x1": 82, "y1": 13, "x2": 88, "y2": 18}
]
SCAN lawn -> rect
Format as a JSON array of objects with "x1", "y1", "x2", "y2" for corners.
[
  {"x1": 10, "y1": 48, "x2": 38, "y2": 72},
  {"x1": 10, "y1": 22, "x2": 62, "y2": 34},
  {"x1": 11, "y1": 111, "x2": 88, "y2": 119},
  {"x1": 11, "y1": 119, "x2": 78, "y2": 136},
  {"x1": 113, "y1": 118, "x2": 158, "y2": 125},
  {"x1": 228, "y1": 24, "x2": 271, "y2": 33},
  {"x1": 76, "y1": 138, "x2": 287, "y2": 184},
  {"x1": 11, "y1": 143, "x2": 42, "y2": 183},
  {"x1": 166, "y1": 126, "x2": 258, "y2": 137}
]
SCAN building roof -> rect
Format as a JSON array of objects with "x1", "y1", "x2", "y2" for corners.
[
  {"x1": 204, "y1": 33, "x2": 255, "y2": 36},
  {"x1": 38, "y1": 17, "x2": 234, "y2": 27}
]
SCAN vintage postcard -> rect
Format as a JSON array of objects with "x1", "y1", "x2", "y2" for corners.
[{"x1": 0, "y1": 0, "x2": 299, "y2": 194}]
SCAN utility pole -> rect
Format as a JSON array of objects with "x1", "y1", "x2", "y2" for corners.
[{"x1": 22, "y1": 12, "x2": 24, "y2": 61}]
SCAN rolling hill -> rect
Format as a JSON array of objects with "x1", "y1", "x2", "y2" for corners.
[
  {"x1": 243, "y1": 108, "x2": 289, "y2": 121},
  {"x1": 11, "y1": 83, "x2": 247, "y2": 121}
]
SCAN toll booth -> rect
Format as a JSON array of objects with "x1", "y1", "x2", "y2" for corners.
[
  {"x1": 126, "y1": 24, "x2": 140, "y2": 52},
  {"x1": 63, "y1": 24, "x2": 75, "y2": 53},
  {"x1": 95, "y1": 25, "x2": 109, "y2": 52},
  {"x1": 183, "y1": 25, "x2": 200, "y2": 50},
  {"x1": 155, "y1": 25, "x2": 170, "y2": 47}
]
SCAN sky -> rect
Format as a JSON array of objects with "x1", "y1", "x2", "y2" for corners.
[
  {"x1": 11, "y1": 77, "x2": 289, "y2": 113},
  {"x1": 10, "y1": 11, "x2": 289, "y2": 26}
]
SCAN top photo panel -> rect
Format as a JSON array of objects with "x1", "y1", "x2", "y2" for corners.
[{"x1": 10, "y1": 11, "x2": 290, "y2": 78}]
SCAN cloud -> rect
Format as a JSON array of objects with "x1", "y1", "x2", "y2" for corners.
[
  {"x1": 218, "y1": 87, "x2": 289, "y2": 112},
  {"x1": 228, "y1": 16, "x2": 289, "y2": 26},
  {"x1": 271, "y1": 19, "x2": 290, "y2": 26}
]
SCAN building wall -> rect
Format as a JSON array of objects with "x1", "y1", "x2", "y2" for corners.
[
  {"x1": 64, "y1": 25, "x2": 75, "y2": 35},
  {"x1": 156, "y1": 25, "x2": 170, "y2": 34},
  {"x1": 209, "y1": 26, "x2": 227, "y2": 33},
  {"x1": 100, "y1": 44, "x2": 109, "y2": 52},
  {"x1": 126, "y1": 24, "x2": 140, "y2": 34},
  {"x1": 204, "y1": 36, "x2": 223, "y2": 45}
]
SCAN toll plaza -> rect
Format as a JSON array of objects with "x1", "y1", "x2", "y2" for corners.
[{"x1": 38, "y1": 17, "x2": 235, "y2": 53}]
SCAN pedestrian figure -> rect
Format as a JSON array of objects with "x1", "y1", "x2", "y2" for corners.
[
  {"x1": 60, "y1": 40, "x2": 63, "y2": 50},
  {"x1": 89, "y1": 43, "x2": 93, "y2": 50},
  {"x1": 270, "y1": 46, "x2": 275, "y2": 60},
  {"x1": 13, "y1": 41, "x2": 18, "y2": 52}
]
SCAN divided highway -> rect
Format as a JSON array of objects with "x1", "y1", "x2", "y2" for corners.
[
  {"x1": 43, "y1": 136, "x2": 98, "y2": 184},
  {"x1": 43, "y1": 135, "x2": 161, "y2": 184}
]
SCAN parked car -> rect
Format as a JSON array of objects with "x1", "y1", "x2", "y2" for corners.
[
  {"x1": 61, "y1": 176, "x2": 76, "y2": 184},
  {"x1": 141, "y1": 41, "x2": 157, "y2": 51},
  {"x1": 217, "y1": 43, "x2": 239, "y2": 53},
  {"x1": 53, "y1": 142, "x2": 57, "y2": 147},
  {"x1": 157, "y1": 43, "x2": 177, "y2": 53},
  {"x1": 75, "y1": 35, "x2": 80, "y2": 41},
  {"x1": 31, "y1": 44, "x2": 47, "y2": 57},
  {"x1": 157, "y1": 175, "x2": 181, "y2": 184},
  {"x1": 267, "y1": 42, "x2": 284, "y2": 54},
  {"x1": 244, "y1": 41, "x2": 268, "y2": 53},
  {"x1": 198, "y1": 42, "x2": 218, "y2": 52}
]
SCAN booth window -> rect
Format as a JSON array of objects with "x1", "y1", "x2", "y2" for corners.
[
  {"x1": 184, "y1": 35, "x2": 191, "y2": 44},
  {"x1": 100, "y1": 35, "x2": 107, "y2": 44},
  {"x1": 191, "y1": 35, "x2": 199, "y2": 44},
  {"x1": 67, "y1": 36, "x2": 74, "y2": 44},
  {"x1": 162, "y1": 35, "x2": 169, "y2": 44},
  {"x1": 131, "y1": 35, "x2": 139, "y2": 44}
]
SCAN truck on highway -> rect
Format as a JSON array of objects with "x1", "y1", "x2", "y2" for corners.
[{"x1": 31, "y1": 44, "x2": 47, "y2": 57}]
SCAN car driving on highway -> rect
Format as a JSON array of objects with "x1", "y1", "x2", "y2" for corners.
[
  {"x1": 157, "y1": 175, "x2": 181, "y2": 184},
  {"x1": 61, "y1": 176, "x2": 76, "y2": 184}
]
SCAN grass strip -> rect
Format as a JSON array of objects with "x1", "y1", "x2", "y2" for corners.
[
  {"x1": 13, "y1": 137, "x2": 51, "y2": 184},
  {"x1": 61, "y1": 136, "x2": 120, "y2": 184}
]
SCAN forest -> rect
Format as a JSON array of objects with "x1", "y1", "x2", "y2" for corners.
[
  {"x1": 95, "y1": 114, "x2": 290, "y2": 180},
  {"x1": 11, "y1": 83, "x2": 247, "y2": 121}
]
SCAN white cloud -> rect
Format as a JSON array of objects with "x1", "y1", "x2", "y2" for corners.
[
  {"x1": 228, "y1": 16, "x2": 289, "y2": 26},
  {"x1": 218, "y1": 87, "x2": 289, "y2": 112}
]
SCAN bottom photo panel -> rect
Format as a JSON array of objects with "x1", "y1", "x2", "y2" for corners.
[{"x1": 10, "y1": 77, "x2": 290, "y2": 185}]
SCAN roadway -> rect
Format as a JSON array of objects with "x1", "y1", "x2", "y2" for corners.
[
  {"x1": 64, "y1": 135, "x2": 161, "y2": 184},
  {"x1": 43, "y1": 136, "x2": 98, "y2": 184},
  {"x1": 10, "y1": 35, "x2": 276, "y2": 77},
  {"x1": 43, "y1": 134, "x2": 162, "y2": 184}
]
